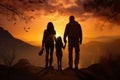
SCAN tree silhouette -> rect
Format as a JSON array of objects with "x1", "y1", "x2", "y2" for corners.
[
  {"x1": 0, "y1": 0, "x2": 45, "y2": 24},
  {"x1": 0, "y1": 48, "x2": 16, "y2": 67},
  {"x1": 84, "y1": 0, "x2": 120, "y2": 25},
  {"x1": 0, "y1": 48, "x2": 16, "y2": 80}
]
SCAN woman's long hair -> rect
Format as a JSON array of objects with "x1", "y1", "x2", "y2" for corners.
[{"x1": 47, "y1": 22, "x2": 55, "y2": 34}]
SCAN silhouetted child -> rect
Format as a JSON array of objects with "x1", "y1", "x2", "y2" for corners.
[{"x1": 55, "y1": 36, "x2": 66, "y2": 70}]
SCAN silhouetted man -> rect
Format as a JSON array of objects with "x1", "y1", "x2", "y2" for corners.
[{"x1": 64, "y1": 16, "x2": 82, "y2": 70}]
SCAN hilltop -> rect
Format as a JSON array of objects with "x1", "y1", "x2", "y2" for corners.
[{"x1": 0, "y1": 58, "x2": 120, "y2": 80}]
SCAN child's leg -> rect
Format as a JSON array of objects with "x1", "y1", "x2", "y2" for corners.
[
  {"x1": 58, "y1": 57, "x2": 62, "y2": 70},
  {"x1": 57, "y1": 56, "x2": 60, "y2": 70},
  {"x1": 60, "y1": 57, "x2": 62, "y2": 70},
  {"x1": 57, "y1": 58, "x2": 59, "y2": 70}
]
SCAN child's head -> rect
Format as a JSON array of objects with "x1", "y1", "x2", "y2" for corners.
[{"x1": 56, "y1": 36, "x2": 62, "y2": 43}]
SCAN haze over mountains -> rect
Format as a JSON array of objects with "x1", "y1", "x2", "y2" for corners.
[
  {"x1": 0, "y1": 26, "x2": 120, "y2": 68},
  {"x1": 0, "y1": 27, "x2": 41, "y2": 66},
  {"x1": 80, "y1": 38, "x2": 120, "y2": 68}
]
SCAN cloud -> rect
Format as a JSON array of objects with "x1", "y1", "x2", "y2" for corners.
[
  {"x1": 0, "y1": 0, "x2": 85, "y2": 20},
  {"x1": 83, "y1": 0, "x2": 120, "y2": 25},
  {"x1": 0, "y1": 0, "x2": 120, "y2": 26}
]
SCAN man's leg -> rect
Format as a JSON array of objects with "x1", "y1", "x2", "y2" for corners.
[
  {"x1": 75, "y1": 45, "x2": 80, "y2": 69},
  {"x1": 68, "y1": 45, "x2": 73, "y2": 68}
]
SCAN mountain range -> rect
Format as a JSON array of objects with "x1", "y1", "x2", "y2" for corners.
[
  {"x1": 0, "y1": 27, "x2": 41, "y2": 66},
  {"x1": 80, "y1": 38, "x2": 120, "y2": 68},
  {"x1": 0, "y1": 26, "x2": 120, "y2": 68}
]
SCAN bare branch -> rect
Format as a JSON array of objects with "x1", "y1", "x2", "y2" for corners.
[{"x1": 0, "y1": 48, "x2": 16, "y2": 67}]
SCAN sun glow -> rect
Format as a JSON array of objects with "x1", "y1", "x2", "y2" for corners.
[{"x1": 56, "y1": 33, "x2": 61, "y2": 38}]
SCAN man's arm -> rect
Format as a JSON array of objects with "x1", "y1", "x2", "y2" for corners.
[
  {"x1": 63, "y1": 24, "x2": 68, "y2": 44},
  {"x1": 53, "y1": 30, "x2": 56, "y2": 41},
  {"x1": 79, "y1": 24, "x2": 82, "y2": 44}
]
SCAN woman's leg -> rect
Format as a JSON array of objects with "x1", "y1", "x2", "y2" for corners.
[
  {"x1": 49, "y1": 44, "x2": 54, "y2": 67},
  {"x1": 45, "y1": 45, "x2": 49, "y2": 68}
]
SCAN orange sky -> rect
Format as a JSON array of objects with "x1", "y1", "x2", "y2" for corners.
[
  {"x1": 1, "y1": 14, "x2": 120, "y2": 46},
  {"x1": 0, "y1": 0, "x2": 120, "y2": 46}
]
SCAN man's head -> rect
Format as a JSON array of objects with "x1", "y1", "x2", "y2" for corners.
[{"x1": 69, "y1": 16, "x2": 75, "y2": 22}]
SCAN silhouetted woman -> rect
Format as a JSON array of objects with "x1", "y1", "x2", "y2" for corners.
[{"x1": 42, "y1": 22, "x2": 56, "y2": 69}]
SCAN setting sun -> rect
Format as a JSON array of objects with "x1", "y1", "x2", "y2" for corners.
[{"x1": 56, "y1": 33, "x2": 61, "y2": 38}]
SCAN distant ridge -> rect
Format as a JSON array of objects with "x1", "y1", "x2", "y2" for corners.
[
  {"x1": 0, "y1": 26, "x2": 40, "y2": 66},
  {"x1": 0, "y1": 26, "x2": 35, "y2": 47},
  {"x1": 0, "y1": 27, "x2": 13, "y2": 39}
]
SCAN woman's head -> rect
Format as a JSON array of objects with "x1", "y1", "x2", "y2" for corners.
[{"x1": 47, "y1": 22, "x2": 54, "y2": 31}]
